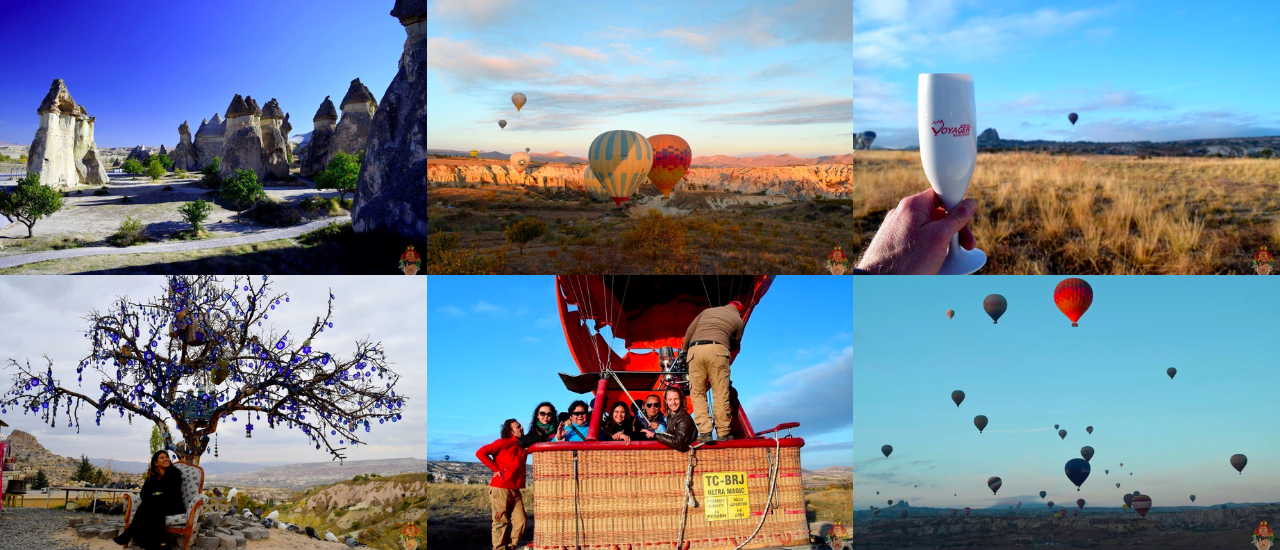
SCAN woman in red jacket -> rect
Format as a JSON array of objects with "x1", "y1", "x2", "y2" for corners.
[{"x1": 476, "y1": 419, "x2": 530, "y2": 550}]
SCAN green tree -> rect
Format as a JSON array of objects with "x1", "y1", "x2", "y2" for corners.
[
  {"x1": 149, "y1": 425, "x2": 164, "y2": 456},
  {"x1": 71, "y1": 454, "x2": 96, "y2": 482},
  {"x1": 145, "y1": 159, "x2": 165, "y2": 181},
  {"x1": 220, "y1": 169, "x2": 265, "y2": 223},
  {"x1": 504, "y1": 217, "x2": 546, "y2": 255},
  {"x1": 121, "y1": 158, "x2": 144, "y2": 175},
  {"x1": 178, "y1": 199, "x2": 212, "y2": 234},
  {"x1": 31, "y1": 469, "x2": 50, "y2": 490},
  {"x1": 19, "y1": 154, "x2": 27, "y2": 163},
  {"x1": 153, "y1": 154, "x2": 173, "y2": 171},
  {"x1": 201, "y1": 157, "x2": 221, "y2": 189},
  {"x1": 314, "y1": 151, "x2": 362, "y2": 201},
  {"x1": 0, "y1": 173, "x2": 65, "y2": 237}
]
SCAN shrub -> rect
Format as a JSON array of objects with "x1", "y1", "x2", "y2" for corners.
[
  {"x1": 179, "y1": 199, "x2": 212, "y2": 233},
  {"x1": 145, "y1": 159, "x2": 165, "y2": 181},
  {"x1": 174, "y1": 169, "x2": 187, "y2": 179},
  {"x1": 245, "y1": 196, "x2": 303, "y2": 227},
  {"x1": 314, "y1": 151, "x2": 362, "y2": 201},
  {"x1": 299, "y1": 196, "x2": 347, "y2": 216},
  {"x1": 621, "y1": 210, "x2": 687, "y2": 260},
  {"x1": 121, "y1": 195, "x2": 133, "y2": 204},
  {"x1": 504, "y1": 217, "x2": 546, "y2": 254},
  {"x1": 200, "y1": 157, "x2": 221, "y2": 189},
  {"x1": 220, "y1": 169, "x2": 265, "y2": 222},
  {"x1": 0, "y1": 173, "x2": 64, "y2": 238},
  {"x1": 108, "y1": 215, "x2": 146, "y2": 246},
  {"x1": 92, "y1": 186, "x2": 109, "y2": 196},
  {"x1": 153, "y1": 154, "x2": 173, "y2": 171},
  {"x1": 121, "y1": 159, "x2": 144, "y2": 175}
]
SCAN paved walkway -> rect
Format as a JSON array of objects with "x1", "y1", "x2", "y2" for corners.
[{"x1": 0, "y1": 216, "x2": 349, "y2": 269}]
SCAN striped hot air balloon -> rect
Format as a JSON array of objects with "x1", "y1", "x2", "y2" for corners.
[
  {"x1": 582, "y1": 165, "x2": 610, "y2": 202},
  {"x1": 1054, "y1": 278, "x2": 1094, "y2": 327},
  {"x1": 1131, "y1": 494, "x2": 1152, "y2": 517},
  {"x1": 588, "y1": 130, "x2": 653, "y2": 205},
  {"x1": 646, "y1": 134, "x2": 691, "y2": 197}
]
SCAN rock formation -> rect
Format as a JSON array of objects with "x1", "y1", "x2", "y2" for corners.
[
  {"x1": 171, "y1": 121, "x2": 200, "y2": 171},
  {"x1": 258, "y1": 99, "x2": 290, "y2": 179},
  {"x1": 159, "y1": 144, "x2": 168, "y2": 157},
  {"x1": 280, "y1": 113, "x2": 292, "y2": 139},
  {"x1": 352, "y1": 0, "x2": 427, "y2": 241},
  {"x1": 300, "y1": 96, "x2": 338, "y2": 177},
  {"x1": 217, "y1": 94, "x2": 265, "y2": 180},
  {"x1": 332, "y1": 78, "x2": 378, "y2": 158},
  {"x1": 194, "y1": 114, "x2": 225, "y2": 169},
  {"x1": 125, "y1": 145, "x2": 150, "y2": 165},
  {"x1": 25, "y1": 79, "x2": 108, "y2": 187}
]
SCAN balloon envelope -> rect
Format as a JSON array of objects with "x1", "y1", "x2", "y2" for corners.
[
  {"x1": 983, "y1": 294, "x2": 1007, "y2": 324},
  {"x1": 646, "y1": 134, "x2": 692, "y2": 197},
  {"x1": 1086, "y1": 426, "x2": 1093, "y2": 434},
  {"x1": 1081, "y1": 446, "x2": 1094, "y2": 462},
  {"x1": 1116, "y1": 483, "x2": 1120, "y2": 488},
  {"x1": 588, "y1": 130, "x2": 653, "y2": 205},
  {"x1": 1047, "y1": 501, "x2": 1054, "y2": 508},
  {"x1": 582, "y1": 165, "x2": 610, "y2": 202},
  {"x1": 1065, "y1": 458, "x2": 1091, "y2": 490},
  {"x1": 511, "y1": 93, "x2": 527, "y2": 111},
  {"x1": 1040, "y1": 491, "x2": 1047, "y2": 499},
  {"x1": 1068, "y1": 112, "x2": 1079, "y2": 125},
  {"x1": 987, "y1": 476, "x2": 1002, "y2": 494},
  {"x1": 499, "y1": 120, "x2": 507, "y2": 129},
  {"x1": 963, "y1": 507, "x2": 971, "y2": 516},
  {"x1": 1190, "y1": 495, "x2": 1196, "y2": 502},
  {"x1": 951, "y1": 390, "x2": 965, "y2": 406},
  {"x1": 1167, "y1": 367, "x2": 1177, "y2": 379},
  {"x1": 951, "y1": 508, "x2": 957, "y2": 516},
  {"x1": 946, "y1": 309, "x2": 954, "y2": 319},
  {"x1": 509, "y1": 152, "x2": 531, "y2": 174},
  {"x1": 1059, "y1": 429, "x2": 1067, "y2": 439},
  {"x1": 1054, "y1": 278, "x2": 1093, "y2": 327},
  {"x1": 1131, "y1": 495, "x2": 1152, "y2": 517},
  {"x1": 881, "y1": 445, "x2": 893, "y2": 458},
  {"x1": 1077, "y1": 499, "x2": 1085, "y2": 509},
  {"x1": 470, "y1": 150, "x2": 478, "y2": 158},
  {"x1": 974, "y1": 415, "x2": 988, "y2": 433},
  {"x1": 1123, "y1": 494, "x2": 1133, "y2": 507},
  {"x1": 1231, "y1": 453, "x2": 1247, "y2": 473}
]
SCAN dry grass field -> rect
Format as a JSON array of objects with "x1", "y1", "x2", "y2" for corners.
[
  {"x1": 852, "y1": 151, "x2": 1280, "y2": 274},
  {"x1": 427, "y1": 186, "x2": 854, "y2": 274}
]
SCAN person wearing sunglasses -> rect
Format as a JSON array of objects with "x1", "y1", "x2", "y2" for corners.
[
  {"x1": 682, "y1": 300, "x2": 746, "y2": 442},
  {"x1": 519, "y1": 401, "x2": 558, "y2": 446},
  {"x1": 634, "y1": 394, "x2": 667, "y2": 438},
  {"x1": 653, "y1": 388, "x2": 697, "y2": 452},
  {"x1": 558, "y1": 400, "x2": 591, "y2": 442},
  {"x1": 476, "y1": 419, "x2": 531, "y2": 550}
]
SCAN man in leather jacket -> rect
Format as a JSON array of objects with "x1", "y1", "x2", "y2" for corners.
[{"x1": 646, "y1": 388, "x2": 697, "y2": 452}]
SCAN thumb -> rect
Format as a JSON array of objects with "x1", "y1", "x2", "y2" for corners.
[{"x1": 934, "y1": 198, "x2": 977, "y2": 237}]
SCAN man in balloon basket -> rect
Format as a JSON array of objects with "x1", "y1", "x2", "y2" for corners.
[{"x1": 681, "y1": 300, "x2": 746, "y2": 442}]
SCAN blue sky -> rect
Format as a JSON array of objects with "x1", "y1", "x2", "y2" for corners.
[
  {"x1": 854, "y1": 276, "x2": 1280, "y2": 511},
  {"x1": 425, "y1": 0, "x2": 853, "y2": 158},
  {"x1": 426, "y1": 276, "x2": 853, "y2": 469},
  {"x1": 853, "y1": 0, "x2": 1280, "y2": 148},
  {"x1": 0, "y1": 0, "x2": 404, "y2": 148}
]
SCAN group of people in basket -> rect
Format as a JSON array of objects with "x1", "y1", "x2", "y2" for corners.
[{"x1": 475, "y1": 301, "x2": 749, "y2": 550}]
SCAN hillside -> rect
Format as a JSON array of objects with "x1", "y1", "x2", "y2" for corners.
[
  {"x1": 976, "y1": 127, "x2": 1280, "y2": 157},
  {"x1": 211, "y1": 458, "x2": 430, "y2": 489},
  {"x1": 1, "y1": 430, "x2": 139, "y2": 485},
  {"x1": 429, "y1": 149, "x2": 853, "y2": 167}
]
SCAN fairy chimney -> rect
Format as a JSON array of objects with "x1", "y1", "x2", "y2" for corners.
[
  {"x1": 331, "y1": 78, "x2": 378, "y2": 157},
  {"x1": 26, "y1": 79, "x2": 108, "y2": 187},
  {"x1": 171, "y1": 120, "x2": 200, "y2": 171},
  {"x1": 217, "y1": 94, "x2": 265, "y2": 180},
  {"x1": 300, "y1": 96, "x2": 338, "y2": 177},
  {"x1": 194, "y1": 113, "x2": 226, "y2": 168},
  {"x1": 258, "y1": 98, "x2": 289, "y2": 179}
]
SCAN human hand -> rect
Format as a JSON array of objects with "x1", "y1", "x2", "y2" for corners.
[
  {"x1": 641, "y1": 429, "x2": 655, "y2": 438},
  {"x1": 857, "y1": 189, "x2": 977, "y2": 274}
]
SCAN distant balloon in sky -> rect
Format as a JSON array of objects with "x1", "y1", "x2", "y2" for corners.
[
  {"x1": 1068, "y1": 112, "x2": 1079, "y2": 125},
  {"x1": 988, "y1": 477, "x2": 1002, "y2": 495},
  {"x1": 1105, "y1": 470, "x2": 1109, "y2": 475},
  {"x1": 983, "y1": 294, "x2": 1007, "y2": 324},
  {"x1": 1065, "y1": 458, "x2": 1091, "y2": 490},
  {"x1": 1047, "y1": 501, "x2": 1054, "y2": 508},
  {"x1": 1081, "y1": 446, "x2": 1094, "y2": 462},
  {"x1": 509, "y1": 152, "x2": 531, "y2": 174},
  {"x1": 588, "y1": 130, "x2": 653, "y2": 206},
  {"x1": 1116, "y1": 483, "x2": 1120, "y2": 488},
  {"x1": 646, "y1": 134, "x2": 692, "y2": 198},
  {"x1": 888, "y1": 500, "x2": 893, "y2": 505},
  {"x1": 1040, "y1": 491, "x2": 1047, "y2": 499},
  {"x1": 1077, "y1": 499, "x2": 1085, "y2": 509},
  {"x1": 1054, "y1": 424, "x2": 1060, "y2": 430},
  {"x1": 1131, "y1": 495, "x2": 1152, "y2": 517},
  {"x1": 963, "y1": 506, "x2": 971, "y2": 516},
  {"x1": 526, "y1": 147, "x2": 531, "y2": 153},
  {"x1": 1167, "y1": 367, "x2": 1177, "y2": 379},
  {"x1": 946, "y1": 309, "x2": 954, "y2": 319},
  {"x1": 1086, "y1": 426, "x2": 1093, "y2": 434},
  {"x1": 1123, "y1": 494, "x2": 1134, "y2": 507},
  {"x1": 1054, "y1": 278, "x2": 1093, "y2": 327},
  {"x1": 1231, "y1": 454, "x2": 1248, "y2": 474},
  {"x1": 499, "y1": 119, "x2": 507, "y2": 130},
  {"x1": 511, "y1": 93, "x2": 527, "y2": 111},
  {"x1": 876, "y1": 491, "x2": 880, "y2": 495},
  {"x1": 1120, "y1": 463, "x2": 1123, "y2": 467},
  {"x1": 1059, "y1": 429, "x2": 1067, "y2": 440},
  {"x1": 470, "y1": 149, "x2": 478, "y2": 158},
  {"x1": 1190, "y1": 494, "x2": 1196, "y2": 502},
  {"x1": 974, "y1": 415, "x2": 988, "y2": 433},
  {"x1": 951, "y1": 390, "x2": 965, "y2": 407},
  {"x1": 882, "y1": 445, "x2": 893, "y2": 458}
]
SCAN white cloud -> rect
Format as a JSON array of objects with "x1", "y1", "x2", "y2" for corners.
[
  {"x1": 430, "y1": 0, "x2": 518, "y2": 29},
  {"x1": 473, "y1": 300, "x2": 505, "y2": 314},
  {"x1": 543, "y1": 43, "x2": 608, "y2": 63},
  {"x1": 744, "y1": 347, "x2": 852, "y2": 436},
  {"x1": 440, "y1": 305, "x2": 466, "y2": 316},
  {"x1": 426, "y1": 36, "x2": 557, "y2": 84}
]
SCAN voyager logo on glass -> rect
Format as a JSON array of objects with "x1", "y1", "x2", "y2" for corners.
[{"x1": 931, "y1": 119, "x2": 971, "y2": 137}]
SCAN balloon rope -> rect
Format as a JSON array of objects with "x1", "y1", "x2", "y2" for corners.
[{"x1": 731, "y1": 432, "x2": 782, "y2": 550}]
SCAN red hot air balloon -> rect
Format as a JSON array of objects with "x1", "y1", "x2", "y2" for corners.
[
  {"x1": 1073, "y1": 510, "x2": 1078, "y2": 517},
  {"x1": 963, "y1": 507, "x2": 971, "y2": 516},
  {"x1": 1054, "y1": 278, "x2": 1093, "y2": 327},
  {"x1": 988, "y1": 477, "x2": 1002, "y2": 494},
  {"x1": 1131, "y1": 494, "x2": 1152, "y2": 517},
  {"x1": 646, "y1": 134, "x2": 692, "y2": 198},
  {"x1": 1047, "y1": 501, "x2": 1054, "y2": 508}
]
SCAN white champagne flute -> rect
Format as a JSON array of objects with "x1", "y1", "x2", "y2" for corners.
[{"x1": 919, "y1": 73, "x2": 986, "y2": 275}]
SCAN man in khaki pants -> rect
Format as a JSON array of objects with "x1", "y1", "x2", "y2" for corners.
[{"x1": 681, "y1": 300, "x2": 746, "y2": 442}]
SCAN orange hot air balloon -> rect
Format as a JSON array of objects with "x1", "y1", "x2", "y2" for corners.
[
  {"x1": 646, "y1": 134, "x2": 691, "y2": 197},
  {"x1": 946, "y1": 309, "x2": 954, "y2": 319},
  {"x1": 1054, "y1": 278, "x2": 1093, "y2": 327}
]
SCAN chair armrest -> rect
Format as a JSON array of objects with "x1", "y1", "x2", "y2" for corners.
[
  {"x1": 124, "y1": 493, "x2": 142, "y2": 527},
  {"x1": 185, "y1": 496, "x2": 205, "y2": 531}
]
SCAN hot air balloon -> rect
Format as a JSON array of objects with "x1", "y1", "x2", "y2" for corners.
[
  {"x1": 1068, "y1": 113, "x2": 1078, "y2": 125},
  {"x1": 946, "y1": 309, "x2": 955, "y2": 319},
  {"x1": 1076, "y1": 499, "x2": 1085, "y2": 509},
  {"x1": 1073, "y1": 510, "x2": 1079, "y2": 517},
  {"x1": 1134, "y1": 491, "x2": 1139, "y2": 496},
  {"x1": 1131, "y1": 495, "x2": 1151, "y2": 517},
  {"x1": 1047, "y1": 501, "x2": 1054, "y2": 508},
  {"x1": 983, "y1": 294, "x2": 1007, "y2": 324},
  {"x1": 499, "y1": 119, "x2": 507, "y2": 130},
  {"x1": 963, "y1": 507, "x2": 971, "y2": 516},
  {"x1": 470, "y1": 150, "x2": 478, "y2": 158},
  {"x1": 1059, "y1": 429, "x2": 1067, "y2": 440},
  {"x1": 876, "y1": 491, "x2": 879, "y2": 495},
  {"x1": 1053, "y1": 278, "x2": 1093, "y2": 327},
  {"x1": 951, "y1": 390, "x2": 965, "y2": 407},
  {"x1": 1054, "y1": 424, "x2": 1060, "y2": 430},
  {"x1": 1129, "y1": 472, "x2": 1132, "y2": 476},
  {"x1": 974, "y1": 415, "x2": 988, "y2": 433},
  {"x1": 1105, "y1": 470, "x2": 1109, "y2": 475},
  {"x1": 1065, "y1": 458, "x2": 1090, "y2": 490},
  {"x1": 1086, "y1": 426, "x2": 1093, "y2": 434},
  {"x1": 1122, "y1": 504, "x2": 1129, "y2": 510},
  {"x1": 511, "y1": 93, "x2": 527, "y2": 111},
  {"x1": 1190, "y1": 495, "x2": 1196, "y2": 502},
  {"x1": 988, "y1": 477, "x2": 1002, "y2": 494},
  {"x1": 914, "y1": 485, "x2": 917, "y2": 488},
  {"x1": 1081, "y1": 446, "x2": 1094, "y2": 462},
  {"x1": 1040, "y1": 491, "x2": 1047, "y2": 499},
  {"x1": 882, "y1": 445, "x2": 893, "y2": 458},
  {"x1": 1119, "y1": 463, "x2": 1123, "y2": 467},
  {"x1": 1167, "y1": 367, "x2": 1177, "y2": 379},
  {"x1": 646, "y1": 134, "x2": 691, "y2": 198},
  {"x1": 582, "y1": 165, "x2": 610, "y2": 202},
  {"x1": 1231, "y1": 454, "x2": 1247, "y2": 474},
  {"x1": 588, "y1": 130, "x2": 653, "y2": 206},
  {"x1": 525, "y1": 147, "x2": 531, "y2": 153},
  {"x1": 1116, "y1": 483, "x2": 1120, "y2": 488},
  {"x1": 1123, "y1": 494, "x2": 1133, "y2": 507},
  {"x1": 888, "y1": 500, "x2": 893, "y2": 505},
  {"x1": 951, "y1": 508, "x2": 957, "y2": 516},
  {"x1": 509, "y1": 152, "x2": 531, "y2": 175}
]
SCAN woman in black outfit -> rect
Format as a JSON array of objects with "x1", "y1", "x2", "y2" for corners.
[
  {"x1": 599, "y1": 401, "x2": 641, "y2": 443},
  {"x1": 518, "y1": 401, "x2": 559, "y2": 446},
  {"x1": 114, "y1": 451, "x2": 185, "y2": 550}
]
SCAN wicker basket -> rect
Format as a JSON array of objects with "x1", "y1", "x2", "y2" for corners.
[{"x1": 529, "y1": 439, "x2": 808, "y2": 550}]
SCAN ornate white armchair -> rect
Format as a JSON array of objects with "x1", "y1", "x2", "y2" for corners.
[{"x1": 122, "y1": 461, "x2": 206, "y2": 550}]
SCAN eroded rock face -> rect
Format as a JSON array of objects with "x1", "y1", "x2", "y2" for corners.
[
  {"x1": 258, "y1": 98, "x2": 289, "y2": 179},
  {"x1": 26, "y1": 79, "x2": 108, "y2": 187},
  {"x1": 352, "y1": 1, "x2": 427, "y2": 241},
  {"x1": 171, "y1": 121, "x2": 200, "y2": 171},
  {"x1": 300, "y1": 96, "x2": 338, "y2": 177},
  {"x1": 125, "y1": 145, "x2": 150, "y2": 165},
  {"x1": 331, "y1": 78, "x2": 378, "y2": 158},
  {"x1": 194, "y1": 114, "x2": 225, "y2": 169},
  {"x1": 218, "y1": 94, "x2": 265, "y2": 180}
]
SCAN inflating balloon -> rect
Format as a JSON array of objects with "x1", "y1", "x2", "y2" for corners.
[
  {"x1": 1131, "y1": 494, "x2": 1151, "y2": 517},
  {"x1": 881, "y1": 445, "x2": 893, "y2": 458},
  {"x1": 1081, "y1": 446, "x2": 1094, "y2": 462},
  {"x1": 1054, "y1": 278, "x2": 1093, "y2": 327},
  {"x1": 1167, "y1": 367, "x2": 1177, "y2": 380},
  {"x1": 1059, "y1": 429, "x2": 1067, "y2": 440},
  {"x1": 951, "y1": 390, "x2": 965, "y2": 407},
  {"x1": 1068, "y1": 112, "x2": 1078, "y2": 125},
  {"x1": 988, "y1": 477, "x2": 1002, "y2": 495},
  {"x1": 946, "y1": 309, "x2": 954, "y2": 319},
  {"x1": 499, "y1": 120, "x2": 507, "y2": 130},
  {"x1": 646, "y1": 134, "x2": 692, "y2": 198},
  {"x1": 1231, "y1": 453, "x2": 1247, "y2": 474},
  {"x1": 588, "y1": 130, "x2": 653, "y2": 206},
  {"x1": 974, "y1": 415, "x2": 988, "y2": 433},
  {"x1": 1065, "y1": 458, "x2": 1091, "y2": 490},
  {"x1": 511, "y1": 93, "x2": 527, "y2": 111},
  {"x1": 983, "y1": 294, "x2": 1007, "y2": 324}
]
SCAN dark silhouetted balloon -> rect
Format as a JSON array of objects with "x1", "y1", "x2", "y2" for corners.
[
  {"x1": 952, "y1": 390, "x2": 965, "y2": 407},
  {"x1": 1081, "y1": 446, "x2": 1094, "y2": 462},
  {"x1": 1077, "y1": 498, "x2": 1085, "y2": 509},
  {"x1": 983, "y1": 294, "x2": 1007, "y2": 324},
  {"x1": 1167, "y1": 367, "x2": 1177, "y2": 379},
  {"x1": 1190, "y1": 494, "x2": 1196, "y2": 502},
  {"x1": 1054, "y1": 424, "x2": 1059, "y2": 429},
  {"x1": 888, "y1": 500, "x2": 893, "y2": 505},
  {"x1": 1054, "y1": 278, "x2": 1093, "y2": 327},
  {"x1": 876, "y1": 491, "x2": 879, "y2": 495},
  {"x1": 1133, "y1": 491, "x2": 1140, "y2": 496},
  {"x1": 1131, "y1": 494, "x2": 1151, "y2": 517},
  {"x1": 1065, "y1": 458, "x2": 1091, "y2": 490},
  {"x1": 1105, "y1": 470, "x2": 1109, "y2": 474},
  {"x1": 1123, "y1": 494, "x2": 1133, "y2": 507},
  {"x1": 1068, "y1": 113, "x2": 1078, "y2": 125},
  {"x1": 1231, "y1": 454, "x2": 1247, "y2": 474},
  {"x1": 1040, "y1": 491, "x2": 1047, "y2": 499},
  {"x1": 988, "y1": 477, "x2": 1002, "y2": 495},
  {"x1": 974, "y1": 415, "x2": 988, "y2": 433},
  {"x1": 946, "y1": 309, "x2": 954, "y2": 319},
  {"x1": 873, "y1": 508, "x2": 879, "y2": 516},
  {"x1": 1086, "y1": 426, "x2": 1093, "y2": 434},
  {"x1": 1116, "y1": 483, "x2": 1120, "y2": 488},
  {"x1": 1059, "y1": 429, "x2": 1067, "y2": 440},
  {"x1": 882, "y1": 445, "x2": 893, "y2": 458},
  {"x1": 1047, "y1": 501, "x2": 1054, "y2": 508}
]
